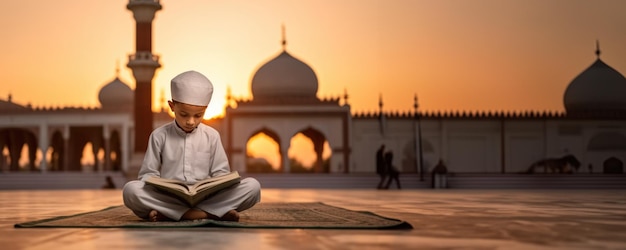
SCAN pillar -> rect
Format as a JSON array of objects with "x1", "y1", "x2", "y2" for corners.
[
  {"x1": 281, "y1": 142, "x2": 290, "y2": 173},
  {"x1": 38, "y1": 124, "x2": 49, "y2": 172},
  {"x1": 62, "y1": 125, "x2": 70, "y2": 171},
  {"x1": 103, "y1": 125, "x2": 111, "y2": 171}
]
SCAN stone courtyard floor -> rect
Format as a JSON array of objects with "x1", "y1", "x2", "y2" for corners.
[{"x1": 1, "y1": 189, "x2": 625, "y2": 250}]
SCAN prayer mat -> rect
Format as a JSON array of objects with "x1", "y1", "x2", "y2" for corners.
[{"x1": 15, "y1": 202, "x2": 412, "y2": 229}]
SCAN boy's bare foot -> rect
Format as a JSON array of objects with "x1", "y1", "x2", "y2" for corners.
[
  {"x1": 148, "y1": 210, "x2": 170, "y2": 222},
  {"x1": 220, "y1": 210, "x2": 240, "y2": 222}
]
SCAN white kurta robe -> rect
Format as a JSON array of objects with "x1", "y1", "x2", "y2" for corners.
[{"x1": 123, "y1": 121, "x2": 261, "y2": 220}]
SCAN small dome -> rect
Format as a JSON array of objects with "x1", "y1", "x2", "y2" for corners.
[
  {"x1": 98, "y1": 77, "x2": 133, "y2": 111},
  {"x1": 250, "y1": 51, "x2": 318, "y2": 101},
  {"x1": 564, "y1": 58, "x2": 626, "y2": 113}
]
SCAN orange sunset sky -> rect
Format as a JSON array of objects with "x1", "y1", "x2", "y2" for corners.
[{"x1": 1, "y1": 0, "x2": 626, "y2": 119}]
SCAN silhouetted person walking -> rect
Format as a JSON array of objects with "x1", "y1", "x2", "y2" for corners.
[
  {"x1": 431, "y1": 159, "x2": 448, "y2": 189},
  {"x1": 376, "y1": 144, "x2": 387, "y2": 189},
  {"x1": 383, "y1": 151, "x2": 401, "y2": 189}
]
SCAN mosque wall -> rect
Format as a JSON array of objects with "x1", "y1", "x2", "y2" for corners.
[
  {"x1": 347, "y1": 116, "x2": 625, "y2": 174},
  {"x1": 443, "y1": 120, "x2": 501, "y2": 173},
  {"x1": 349, "y1": 118, "x2": 394, "y2": 173},
  {"x1": 504, "y1": 121, "x2": 546, "y2": 173},
  {"x1": 506, "y1": 135, "x2": 544, "y2": 173},
  {"x1": 168, "y1": 112, "x2": 626, "y2": 175},
  {"x1": 376, "y1": 118, "x2": 419, "y2": 173},
  {"x1": 350, "y1": 117, "x2": 443, "y2": 174}
]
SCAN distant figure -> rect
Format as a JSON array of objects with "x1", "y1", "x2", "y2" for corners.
[
  {"x1": 102, "y1": 175, "x2": 116, "y2": 189},
  {"x1": 431, "y1": 159, "x2": 448, "y2": 189},
  {"x1": 383, "y1": 151, "x2": 401, "y2": 189},
  {"x1": 376, "y1": 144, "x2": 387, "y2": 189}
]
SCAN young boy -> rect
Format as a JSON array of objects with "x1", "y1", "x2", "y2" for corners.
[{"x1": 123, "y1": 70, "x2": 261, "y2": 222}]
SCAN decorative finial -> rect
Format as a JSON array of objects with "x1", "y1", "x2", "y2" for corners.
[
  {"x1": 115, "y1": 59, "x2": 120, "y2": 77},
  {"x1": 595, "y1": 40, "x2": 601, "y2": 58},
  {"x1": 414, "y1": 93, "x2": 418, "y2": 109},
  {"x1": 343, "y1": 88, "x2": 349, "y2": 106},
  {"x1": 281, "y1": 23, "x2": 287, "y2": 50},
  {"x1": 378, "y1": 93, "x2": 385, "y2": 136},
  {"x1": 226, "y1": 85, "x2": 233, "y2": 108}
]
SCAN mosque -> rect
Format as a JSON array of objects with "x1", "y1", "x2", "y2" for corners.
[
  {"x1": 1, "y1": 0, "x2": 624, "y2": 179},
  {"x1": 216, "y1": 42, "x2": 626, "y2": 176}
]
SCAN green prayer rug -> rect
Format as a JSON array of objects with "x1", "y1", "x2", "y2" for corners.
[{"x1": 15, "y1": 202, "x2": 412, "y2": 229}]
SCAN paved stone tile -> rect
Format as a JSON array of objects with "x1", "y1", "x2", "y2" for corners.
[{"x1": 1, "y1": 189, "x2": 625, "y2": 249}]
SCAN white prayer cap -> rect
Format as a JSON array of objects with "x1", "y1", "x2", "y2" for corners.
[{"x1": 170, "y1": 70, "x2": 213, "y2": 106}]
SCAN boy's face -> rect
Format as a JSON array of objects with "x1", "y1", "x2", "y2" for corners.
[{"x1": 168, "y1": 100, "x2": 207, "y2": 132}]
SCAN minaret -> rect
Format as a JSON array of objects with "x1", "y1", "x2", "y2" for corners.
[{"x1": 126, "y1": 0, "x2": 162, "y2": 153}]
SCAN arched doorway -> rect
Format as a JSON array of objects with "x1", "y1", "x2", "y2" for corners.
[
  {"x1": 80, "y1": 142, "x2": 96, "y2": 171},
  {"x1": 288, "y1": 127, "x2": 331, "y2": 173},
  {"x1": 0, "y1": 128, "x2": 38, "y2": 171},
  {"x1": 603, "y1": 157, "x2": 624, "y2": 174},
  {"x1": 68, "y1": 126, "x2": 103, "y2": 171},
  {"x1": 246, "y1": 128, "x2": 281, "y2": 173}
]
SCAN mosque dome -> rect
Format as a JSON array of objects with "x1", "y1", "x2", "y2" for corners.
[
  {"x1": 98, "y1": 77, "x2": 133, "y2": 111},
  {"x1": 250, "y1": 50, "x2": 319, "y2": 102},
  {"x1": 563, "y1": 48, "x2": 626, "y2": 114}
]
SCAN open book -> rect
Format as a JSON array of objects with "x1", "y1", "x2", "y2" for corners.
[{"x1": 145, "y1": 171, "x2": 241, "y2": 207}]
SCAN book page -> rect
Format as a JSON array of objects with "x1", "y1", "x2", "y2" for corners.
[
  {"x1": 190, "y1": 172, "x2": 240, "y2": 191},
  {"x1": 146, "y1": 177, "x2": 192, "y2": 195}
]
